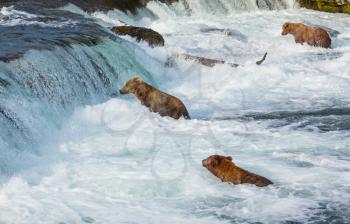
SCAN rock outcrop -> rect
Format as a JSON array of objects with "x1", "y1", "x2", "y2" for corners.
[
  {"x1": 111, "y1": 26, "x2": 165, "y2": 47},
  {"x1": 297, "y1": 0, "x2": 350, "y2": 14}
]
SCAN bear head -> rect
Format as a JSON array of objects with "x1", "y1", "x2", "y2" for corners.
[
  {"x1": 202, "y1": 155, "x2": 233, "y2": 170},
  {"x1": 119, "y1": 76, "x2": 142, "y2": 95},
  {"x1": 282, "y1": 22, "x2": 292, "y2": 36}
]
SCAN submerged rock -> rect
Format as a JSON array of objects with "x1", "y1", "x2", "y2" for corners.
[
  {"x1": 177, "y1": 54, "x2": 239, "y2": 67},
  {"x1": 200, "y1": 27, "x2": 248, "y2": 42},
  {"x1": 81, "y1": 217, "x2": 95, "y2": 223},
  {"x1": 0, "y1": 77, "x2": 10, "y2": 88},
  {"x1": 297, "y1": 0, "x2": 350, "y2": 14},
  {"x1": 111, "y1": 26, "x2": 165, "y2": 47},
  {"x1": 173, "y1": 52, "x2": 267, "y2": 67}
]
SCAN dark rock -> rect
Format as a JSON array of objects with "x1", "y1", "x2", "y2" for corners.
[{"x1": 111, "y1": 26, "x2": 165, "y2": 47}]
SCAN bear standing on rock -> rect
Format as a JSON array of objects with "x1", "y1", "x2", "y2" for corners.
[
  {"x1": 282, "y1": 22, "x2": 331, "y2": 48},
  {"x1": 202, "y1": 155, "x2": 273, "y2": 187},
  {"x1": 119, "y1": 76, "x2": 191, "y2": 120}
]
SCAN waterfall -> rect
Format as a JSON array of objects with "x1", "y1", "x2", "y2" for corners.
[
  {"x1": 0, "y1": 36, "x2": 157, "y2": 174},
  {"x1": 144, "y1": 0, "x2": 295, "y2": 17}
]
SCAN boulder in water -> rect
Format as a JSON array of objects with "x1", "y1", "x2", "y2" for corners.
[{"x1": 111, "y1": 26, "x2": 165, "y2": 47}]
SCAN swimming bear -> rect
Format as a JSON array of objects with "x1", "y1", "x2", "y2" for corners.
[{"x1": 202, "y1": 155, "x2": 273, "y2": 187}]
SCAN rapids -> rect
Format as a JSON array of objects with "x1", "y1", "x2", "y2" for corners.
[{"x1": 0, "y1": 0, "x2": 350, "y2": 223}]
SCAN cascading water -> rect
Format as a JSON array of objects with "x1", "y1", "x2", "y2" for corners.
[
  {"x1": 0, "y1": 40, "x2": 155, "y2": 171},
  {"x1": 1, "y1": 0, "x2": 350, "y2": 223},
  {"x1": 0, "y1": 3, "x2": 157, "y2": 174},
  {"x1": 140, "y1": 0, "x2": 294, "y2": 17}
]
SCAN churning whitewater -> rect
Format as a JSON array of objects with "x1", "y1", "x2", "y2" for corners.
[{"x1": 1, "y1": 0, "x2": 350, "y2": 223}]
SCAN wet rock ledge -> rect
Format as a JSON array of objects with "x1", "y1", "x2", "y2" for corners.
[
  {"x1": 297, "y1": 0, "x2": 350, "y2": 14},
  {"x1": 111, "y1": 26, "x2": 165, "y2": 47}
]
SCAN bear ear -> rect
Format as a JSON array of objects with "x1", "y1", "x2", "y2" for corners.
[
  {"x1": 132, "y1": 76, "x2": 142, "y2": 82},
  {"x1": 226, "y1": 156, "x2": 233, "y2": 161}
]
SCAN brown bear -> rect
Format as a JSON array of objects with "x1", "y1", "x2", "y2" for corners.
[
  {"x1": 202, "y1": 155, "x2": 273, "y2": 187},
  {"x1": 282, "y1": 22, "x2": 331, "y2": 48},
  {"x1": 119, "y1": 76, "x2": 190, "y2": 120}
]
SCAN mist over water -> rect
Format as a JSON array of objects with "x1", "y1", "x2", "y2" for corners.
[{"x1": 1, "y1": 0, "x2": 350, "y2": 223}]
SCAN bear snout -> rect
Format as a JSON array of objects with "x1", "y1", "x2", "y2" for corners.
[
  {"x1": 202, "y1": 159, "x2": 208, "y2": 167},
  {"x1": 119, "y1": 89, "x2": 128, "y2": 95}
]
